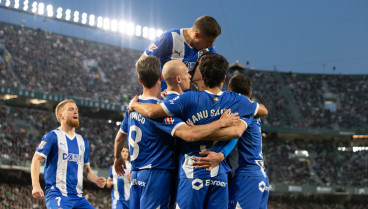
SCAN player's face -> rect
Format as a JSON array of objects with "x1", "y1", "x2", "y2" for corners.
[
  {"x1": 62, "y1": 102, "x2": 79, "y2": 128},
  {"x1": 121, "y1": 147, "x2": 129, "y2": 161},
  {"x1": 193, "y1": 34, "x2": 217, "y2": 50},
  {"x1": 179, "y1": 66, "x2": 191, "y2": 91},
  {"x1": 192, "y1": 57, "x2": 205, "y2": 91}
]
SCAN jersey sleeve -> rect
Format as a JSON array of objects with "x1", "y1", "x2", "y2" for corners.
[
  {"x1": 144, "y1": 31, "x2": 171, "y2": 58},
  {"x1": 108, "y1": 166, "x2": 113, "y2": 179},
  {"x1": 35, "y1": 132, "x2": 57, "y2": 158},
  {"x1": 120, "y1": 110, "x2": 129, "y2": 134},
  {"x1": 237, "y1": 94, "x2": 259, "y2": 117},
  {"x1": 150, "y1": 116, "x2": 186, "y2": 137},
  {"x1": 84, "y1": 139, "x2": 90, "y2": 166},
  {"x1": 161, "y1": 92, "x2": 191, "y2": 118},
  {"x1": 218, "y1": 138, "x2": 238, "y2": 157}
]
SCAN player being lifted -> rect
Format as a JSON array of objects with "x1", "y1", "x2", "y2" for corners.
[
  {"x1": 107, "y1": 146, "x2": 131, "y2": 209},
  {"x1": 128, "y1": 53, "x2": 268, "y2": 209},
  {"x1": 31, "y1": 100, "x2": 106, "y2": 209},
  {"x1": 113, "y1": 56, "x2": 240, "y2": 209},
  {"x1": 141, "y1": 15, "x2": 221, "y2": 91}
]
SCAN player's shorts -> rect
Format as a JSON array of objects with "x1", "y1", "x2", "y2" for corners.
[
  {"x1": 46, "y1": 194, "x2": 94, "y2": 209},
  {"x1": 175, "y1": 173, "x2": 228, "y2": 209},
  {"x1": 130, "y1": 169, "x2": 172, "y2": 209},
  {"x1": 112, "y1": 199, "x2": 129, "y2": 209},
  {"x1": 228, "y1": 174, "x2": 269, "y2": 209}
]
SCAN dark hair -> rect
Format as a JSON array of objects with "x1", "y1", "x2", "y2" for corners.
[
  {"x1": 199, "y1": 53, "x2": 229, "y2": 88},
  {"x1": 194, "y1": 16, "x2": 221, "y2": 37},
  {"x1": 136, "y1": 56, "x2": 161, "y2": 88},
  {"x1": 229, "y1": 74, "x2": 252, "y2": 96},
  {"x1": 190, "y1": 50, "x2": 211, "y2": 78}
]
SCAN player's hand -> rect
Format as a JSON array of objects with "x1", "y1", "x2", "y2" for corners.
[
  {"x1": 128, "y1": 96, "x2": 139, "y2": 115},
  {"x1": 127, "y1": 173, "x2": 131, "y2": 180},
  {"x1": 193, "y1": 151, "x2": 225, "y2": 171},
  {"x1": 219, "y1": 109, "x2": 239, "y2": 128},
  {"x1": 32, "y1": 185, "x2": 44, "y2": 199},
  {"x1": 96, "y1": 177, "x2": 107, "y2": 188},
  {"x1": 114, "y1": 156, "x2": 126, "y2": 176},
  {"x1": 161, "y1": 90, "x2": 167, "y2": 100}
]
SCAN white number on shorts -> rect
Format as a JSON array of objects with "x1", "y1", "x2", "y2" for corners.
[
  {"x1": 56, "y1": 197, "x2": 61, "y2": 206},
  {"x1": 129, "y1": 125, "x2": 142, "y2": 161}
]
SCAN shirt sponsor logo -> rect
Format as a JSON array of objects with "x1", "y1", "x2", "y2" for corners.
[
  {"x1": 63, "y1": 153, "x2": 83, "y2": 163},
  {"x1": 259, "y1": 181, "x2": 269, "y2": 192},
  {"x1": 38, "y1": 141, "x2": 46, "y2": 149},
  {"x1": 192, "y1": 178, "x2": 203, "y2": 190},
  {"x1": 131, "y1": 179, "x2": 146, "y2": 187},
  {"x1": 148, "y1": 43, "x2": 158, "y2": 52}
]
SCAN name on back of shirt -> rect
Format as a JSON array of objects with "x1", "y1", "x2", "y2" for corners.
[
  {"x1": 186, "y1": 108, "x2": 230, "y2": 124},
  {"x1": 130, "y1": 112, "x2": 146, "y2": 124}
]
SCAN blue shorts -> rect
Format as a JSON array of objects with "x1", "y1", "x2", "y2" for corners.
[
  {"x1": 175, "y1": 173, "x2": 228, "y2": 209},
  {"x1": 130, "y1": 169, "x2": 172, "y2": 209},
  {"x1": 46, "y1": 194, "x2": 94, "y2": 209},
  {"x1": 112, "y1": 199, "x2": 129, "y2": 209},
  {"x1": 229, "y1": 174, "x2": 269, "y2": 209}
]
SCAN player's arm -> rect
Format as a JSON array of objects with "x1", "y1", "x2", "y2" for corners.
[
  {"x1": 114, "y1": 131, "x2": 127, "y2": 176},
  {"x1": 83, "y1": 165, "x2": 106, "y2": 188},
  {"x1": 106, "y1": 178, "x2": 113, "y2": 189},
  {"x1": 129, "y1": 96, "x2": 167, "y2": 118},
  {"x1": 31, "y1": 154, "x2": 45, "y2": 199},
  {"x1": 202, "y1": 120, "x2": 247, "y2": 141},
  {"x1": 255, "y1": 103, "x2": 268, "y2": 117},
  {"x1": 174, "y1": 109, "x2": 240, "y2": 142}
]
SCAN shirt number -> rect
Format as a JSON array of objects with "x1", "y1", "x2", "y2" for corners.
[{"x1": 129, "y1": 125, "x2": 142, "y2": 161}]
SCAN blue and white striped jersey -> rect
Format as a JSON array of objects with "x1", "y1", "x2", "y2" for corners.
[
  {"x1": 144, "y1": 28, "x2": 216, "y2": 90},
  {"x1": 35, "y1": 128, "x2": 90, "y2": 197},
  {"x1": 109, "y1": 162, "x2": 131, "y2": 201},
  {"x1": 160, "y1": 90, "x2": 258, "y2": 179}
]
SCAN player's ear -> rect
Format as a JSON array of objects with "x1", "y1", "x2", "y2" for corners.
[
  {"x1": 138, "y1": 77, "x2": 143, "y2": 85},
  {"x1": 159, "y1": 73, "x2": 163, "y2": 81},
  {"x1": 249, "y1": 91, "x2": 252, "y2": 98}
]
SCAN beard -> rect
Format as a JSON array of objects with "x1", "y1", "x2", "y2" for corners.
[{"x1": 66, "y1": 118, "x2": 79, "y2": 128}]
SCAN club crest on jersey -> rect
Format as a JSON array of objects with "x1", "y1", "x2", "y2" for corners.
[
  {"x1": 80, "y1": 145, "x2": 85, "y2": 151},
  {"x1": 148, "y1": 43, "x2": 158, "y2": 52},
  {"x1": 165, "y1": 117, "x2": 174, "y2": 125},
  {"x1": 38, "y1": 141, "x2": 46, "y2": 149},
  {"x1": 214, "y1": 97, "x2": 219, "y2": 102}
]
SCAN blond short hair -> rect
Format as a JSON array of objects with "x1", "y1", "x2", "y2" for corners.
[{"x1": 55, "y1": 99, "x2": 76, "y2": 122}]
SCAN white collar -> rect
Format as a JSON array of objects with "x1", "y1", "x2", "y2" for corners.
[
  {"x1": 204, "y1": 90, "x2": 224, "y2": 96},
  {"x1": 58, "y1": 127, "x2": 76, "y2": 140},
  {"x1": 138, "y1": 95, "x2": 161, "y2": 102},
  {"x1": 166, "y1": 91, "x2": 180, "y2": 95}
]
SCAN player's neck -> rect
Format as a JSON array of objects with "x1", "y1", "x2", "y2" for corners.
[
  {"x1": 59, "y1": 124, "x2": 75, "y2": 137},
  {"x1": 167, "y1": 85, "x2": 183, "y2": 95},
  {"x1": 183, "y1": 28, "x2": 194, "y2": 47},
  {"x1": 204, "y1": 86, "x2": 222, "y2": 95},
  {"x1": 142, "y1": 87, "x2": 161, "y2": 100}
]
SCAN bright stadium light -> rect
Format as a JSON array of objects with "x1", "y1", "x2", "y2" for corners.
[
  {"x1": 89, "y1": 14, "x2": 95, "y2": 26},
  {"x1": 23, "y1": 0, "x2": 29, "y2": 11},
  {"x1": 119, "y1": 20, "x2": 126, "y2": 34},
  {"x1": 127, "y1": 22, "x2": 134, "y2": 36},
  {"x1": 56, "y1": 7, "x2": 62, "y2": 19},
  {"x1": 14, "y1": 0, "x2": 19, "y2": 9},
  {"x1": 5, "y1": 0, "x2": 10, "y2": 7},
  {"x1": 110, "y1": 19, "x2": 118, "y2": 32},
  {"x1": 46, "y1": 5, "x2": 53, "y2": 17},
  {"x1": 103, "y1": 17, "x2": 110, "y2": 30},
  {"x1": 156, "y1": 29, "x2": 163, "y2": 38},
  {"x1": 31, "y1": 1, "x2": 37, "y2": 13},
  {"x1": 73, "y1": 11, "x2": 79, "y2": 23},
  {"x1": 96, "y1": 16, "x2": 103, "y2": 28},
  {"x1": 81, "y1": 13, "x2": 87, "y2": 24},
  {"x1": 37, "y1": 2, "x2": 44, "y2": 15},
  {"x1": 142, "y1": 27, "x2": 149, "y2": 38},
  {"x1": 135, "y1": 25, "x2": 142, "y2": 37},
  {"x1": 65, "y1": 9, "x2": 71, "y2": 21},
  {"x1": 149, "y1": 27, "x2": 156, "y2": 40}
]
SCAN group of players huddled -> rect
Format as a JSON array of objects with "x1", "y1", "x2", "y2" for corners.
[{"x1": 31, "y1": 16, "x2": 269, "y2": 209}]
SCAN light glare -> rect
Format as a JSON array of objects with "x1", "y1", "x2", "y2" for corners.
[
  {"x1": 65, "y1": 9, "x2": 71, "y2": 21},
  {"x1": 142, "y1": 27, "x2": 149, "y2": 38},
  {"x1": 37, "y1": 2, "x2": 44, "y2": 15},
  {"x1": 135, "y1": 25, "x2": 142, "y2": 37},
  {"x1": 97, "y1": 16, "x2": 103, "y2": 28},
  {"x1": 103, "y1": 18, "x2": 110, "y2": 30},
  {"x1": 149, "y1": 28, "x2": 156, "y2": 40},
  {"x1": 81, "y1": 13, "x2": 87, "y2": 24},
  {"x1": 46, "y1": 5, "x2": 53, "y2": 17},
  {"x1": 89, "y1": 14, "x2": 95, "y2": 26},
  {"x1": 111, "y1": 19, "x2": 118, "y2": 32},
  {"x1": 56, "y1": 7, "x2": 62, "y2": 19},
  {"x1": 73, "y1": 11, "x2": 79, "y2": 23}
]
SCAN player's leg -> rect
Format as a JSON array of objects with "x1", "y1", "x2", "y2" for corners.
[
  {"x1": 129, "y1": 171, "x2": 141, "y2": 209},
  {"x1": 229, "y1": 175, "x2": 266, "y2": 209},
  {"x1": 72, "y1": 196, "x2": 94, "y2": 209},
  {"x1": 203, "y1": 173, "x2": 228, "y2": 209},
  {"x1": 175, "y1": 178, "x2": 209, "y2": 209},
  {"x1": 45, "y1": 195, "x2": 73, "y2": 209},
  {"x1": 140, "y1": 169, "x2": 172, "y2": 209}
]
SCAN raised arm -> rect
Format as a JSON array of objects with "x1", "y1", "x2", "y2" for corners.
[{"x1": 31, "y1": 154, "x2": 45, "y2": 199}]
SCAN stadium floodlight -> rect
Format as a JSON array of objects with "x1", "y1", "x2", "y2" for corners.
[
  {"x1": 103, "y1": 17, "x2": 110, "y2": 30},
  {"x1": 31, "y1": 1, "x2": 37, "y2": 13},
  {"x1": 37, "y1": 2, "x2": 44, "y2": 15},
  {"x1": 110, "y1": 19, "x2": 118, "y2": 32},
  {"x1": 65, "y1": 9, "x2": 71, "y2": 21},
  {"x1": 81, "y1": 13, "x2": 87, "y2": 24},
  {"x1": 56, "y1": 7, "x2": 62, "y2": 19},
  {"x1": 135, "y1": 25, "x2": 142, "y2": 37},
  {"x1": 142, "y1": 27, "x2": 149, "y2": 38},
  {"x1": 14, "y1": 0, "x2": 19, "y2": 9},
  {"x1": 23, "y1": 0, "x2": 28, "y2": 11},
  {"x1": 88, "y1": 14, "x2": 95, "y2": 26},
  {"x1": 149, "y1": 27, "x2": 156, "y2": 40},
  {"x1": 119, "y1": 20, "x2": 126, "y2": 34},
  {"x1": 73, "y1": 11, "x2": 79, "y2": 23},
  {"x1": 5, "y1": 0, "x2": 10, "y2": 7},
  {"x1": 96, "y1": 16, "x2": 103, "y2": 28},
  {"x1": 46, "y1": 5, "x2": 53, "y2": 17},
  {"x1": 156, "y1": 29, "x2": 163, "y2": 38},
  {"x1": 127, "y1": 22, "x2": 134, "y2": 36}
]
